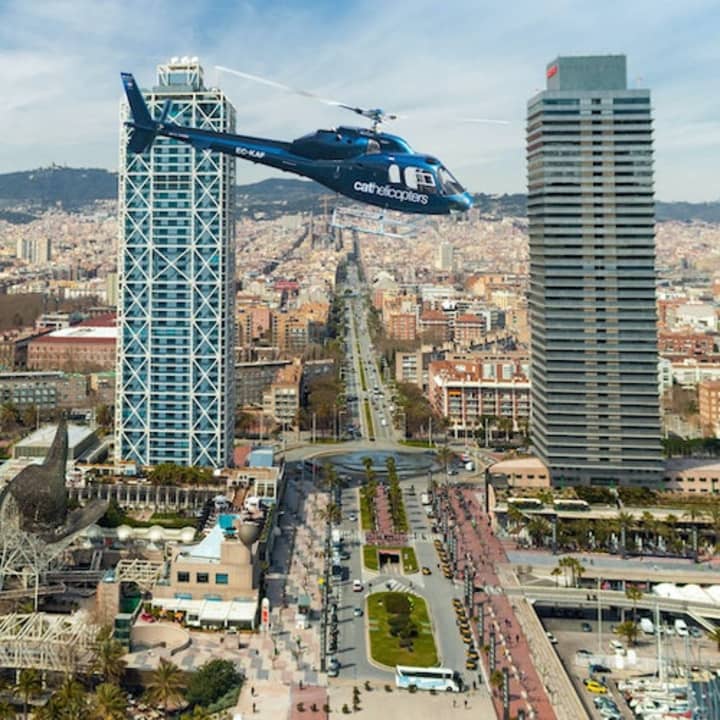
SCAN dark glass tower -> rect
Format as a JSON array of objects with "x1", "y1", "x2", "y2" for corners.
[{"x1": 527, "y1": 55, "x2": 663, "y2": 486}]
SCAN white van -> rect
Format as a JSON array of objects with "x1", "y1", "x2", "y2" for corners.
[
  {"x1": 640, "y1": 617, "x2": 655, "y2": 635},
  {"x1": 674, "y1": 618, "x2": 689, "y2": 636}
]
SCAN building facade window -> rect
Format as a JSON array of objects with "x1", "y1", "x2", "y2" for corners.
[
  {"x1": 177, "y1": 571, "x2": 190, "y2": 583},
  {"x1": 215, "y1": 573, "x2": 229, "y2": 585},
  {"x1": 196, "y1": 573, "x2": 209, "y2": 584}
]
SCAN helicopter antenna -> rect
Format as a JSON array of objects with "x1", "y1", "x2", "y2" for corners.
[{"x1": 215, "y1": 65, "x2": 399, "y2": 132}]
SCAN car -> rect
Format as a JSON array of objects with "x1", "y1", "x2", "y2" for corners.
[
  {"x1": 352, "y1": 579, "x2": 363, "y2": 592},
  {"x1": 593, "y1": 696, "x2": 616, "y2": 710},
  {"x1": 421, "y1": 566, "x2": 432, "y2": 576},
  {"x1": 689, "y1": 626, "x2": 702, "y2": 638},
  {"x1": 465, "y1": 658, "x2": 477, "y2": 670},
  {"x1": 581, "y1": 622, "x2": 592, "y2": 632},
  {"x1": 589, "y1": 663, "x2": 612, "y2": 675},
  {"x1": 462, "y1": 634, "x2": 474, "y2": 645},
  {"x1": 353, "y1": 607, "x2": 363, "y2": 617},
  {"x1": 546, "y1": 631, "x2": 558, "y2": 645},
  {"x1": 467, "y1": 649, "x2": 479, "y2": 660},
  {"x1": 583, "y1": 679, "x2": 608, "y2": 694},
  {"x1": 576, "y1": 648, "x2": 593, "y2": 657},
  {"x1": 608, "y1": 639, "x2": 624, "y2": 653},
  {"x1": 348, "y1": 512, "x2": 358, "y2": 522}
]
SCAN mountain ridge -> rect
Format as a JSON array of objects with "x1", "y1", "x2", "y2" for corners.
[{"x1": 0, "y1": 166, "x2": 717, "y2": 223}]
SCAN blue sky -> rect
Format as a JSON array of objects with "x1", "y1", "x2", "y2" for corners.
[{"x1": 1, "y1": 0, "x2": 718, "y2": 201}]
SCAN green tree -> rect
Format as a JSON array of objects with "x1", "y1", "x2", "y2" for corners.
[
  {"x1": 15, "y1": 669, "x2": 41, "y2": 720},
  {"x1": 317, "y1": 502, "x2": 342, "y2": 526},
  {"x1": 91, "y1": 683, "x2": 127, "y2": 720},
  {"x1": 550, "y1": 566, "x2": 561, "y2": 587},
  {"x1": 146, "y1": 659, "x2": 186, "y2": 718},
  {"x1": 0, "y1": 701, "x2": 15, "y2": 720},
  {"x1": 526, "y1": 516, "x2": 551, "y2": 547},
  {"x1": 615, "y1": 620, "x2": 639, "y2": 647},
  {"x1": 185, "y1": 659, "x2": 240, "y2": 708},
  {"x1": 95, "y1": 404, "x2": 113, "y2": 429},
  {"x1": 54, "y1": 677, "x2": 86, "y2": 720},
  {"x1": 93, "y1": 626, "x2": 127, "y2": 685},
  {"x1": 490, "y1": 669, "x2": 504, "y2": 696},
  {"x1": 625, "y1": 585, "x2": 643, "y2": 624}
]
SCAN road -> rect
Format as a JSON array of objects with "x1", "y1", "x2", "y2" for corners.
[{"x1": 343, "y1": 262, "x2": 395, "y2": 442}]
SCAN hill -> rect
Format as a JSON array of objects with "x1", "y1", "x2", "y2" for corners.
[{"x1": 0, "y1": 166, "x2": 717, "y2": 223}]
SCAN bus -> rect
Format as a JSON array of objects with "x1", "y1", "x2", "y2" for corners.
[
  {"x1": 552, "y1": 499, "x2": 590, "y2": 512},
  {"x1": 395, "y1": 665, "x2": 461, "y2": 692},
  {"x1": 507, "y1": 497, "x2": 543, "y2": 510}
]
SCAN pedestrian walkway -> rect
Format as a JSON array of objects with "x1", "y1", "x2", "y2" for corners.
[
  {"x1": 436, "y1": 485, "x2": 558, "y2": 720},
  {"x1": 234, "y1": 473, "x2": 331, "y2": 719}
]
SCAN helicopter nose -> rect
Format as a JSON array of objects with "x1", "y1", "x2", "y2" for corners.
[{"x1": 450, "y1": 192, "x2": 473, "y2": 212}]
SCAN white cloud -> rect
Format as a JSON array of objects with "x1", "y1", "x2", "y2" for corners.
[{"x1": 0, "y1": 0, "x2": 718, "y2": 200}]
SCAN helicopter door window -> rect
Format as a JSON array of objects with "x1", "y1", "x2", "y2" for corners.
[
  {"x1": 416, "y1": 170, "x2": 436, "y2": 193},
  {"x1": 388, "y1": 164, "x2": 401, "y2": 184},
  {"x1": 367, "y1": 139, "x2": 381, "y2": 154},
  {"x1": 404, "y1": 167, "x2": 419, "y2": 189}
]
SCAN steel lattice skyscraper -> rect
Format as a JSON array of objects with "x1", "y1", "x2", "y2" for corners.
[
  {"x1": 527, "y1": 55, "x2": 663, "y2": 486},
  {"x1": 116, "y1": 58, "x2": 236, "y2": 467}
]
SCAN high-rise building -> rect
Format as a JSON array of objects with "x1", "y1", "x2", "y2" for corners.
[
  {"x1": 116, "y1": 58, "x2": 236, "y2": 467},
  {"x1": 527, "y1": 55, "x2": 663, "y2": 486},
  {"x1": 436, "y1": 241, "x2": 454, "y2": 271},
  {"x1": 16, "y1": 237, "x2": 51, "y2": 265}
]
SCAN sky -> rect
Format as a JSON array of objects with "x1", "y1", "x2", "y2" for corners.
[{"x1": 1, "y1": 0, "x2": 719, "y2": 201}]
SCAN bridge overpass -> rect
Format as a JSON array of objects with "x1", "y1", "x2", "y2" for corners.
[{"x1": 507, "y1": 585, "x2": 720, "y2": 630}]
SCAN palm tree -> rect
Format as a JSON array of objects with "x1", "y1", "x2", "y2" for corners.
[
  {"x1": 317, "y1": 502, "x2": 342, "y2": 526},
  {"x1": 550, "y1": 566, "x2": 562, "y2": 588},
  {"x1": 625, "y1": 585, "x2": 643, "y2": 624},
  {"x1": 93, "y1": 627, "x2": 127, "y2": 685},
  {"x1": 617, "y1": 512, "x2": 634, "y2": 555},
  {"x1": 489, "y1": 669, "x2": 504, "y2": 696},
  {"x1": 526, "y1": 516, "x2": 551, "y2": 547},
  {"x1": 146, "y1": 659, "x2": 185, "y2": 719},
  {"x1": 615, "y1": 620, "x2": 639, "y2": 647},
  {"x1": 54, "y1": 677, "x2": 86, "y2": 720},
  {"x1": 91, "y1": 683, "x2": 127, "y2": 720},
  {"x1": 15, "y1": 669, "x2": 41, "y2": 720}
]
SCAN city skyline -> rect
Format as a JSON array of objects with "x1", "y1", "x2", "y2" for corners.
[{"x1": 1, "y1": 0, "x2": 719, "y2": 201}]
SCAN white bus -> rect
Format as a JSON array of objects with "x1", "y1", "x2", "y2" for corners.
[{"x1": 395, "y1": 665, "x2": 461, "y2": 692}]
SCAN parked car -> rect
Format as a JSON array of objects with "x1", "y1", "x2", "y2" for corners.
[
  {"x1": 581, "y1": 622, "x2": 592, "y2": 632},
  {"x1": 353, "y1": 607, "x2": 363, "y2": 617},
  {"x1": 352, "y1": 579, "x2": 363, "y2": 592},
  {"x1": 583, "y1": 679, "x2": 608, "y2": 694},
  {"x1": 546, "y1": 632, "x2": 558, "y2": 644}
]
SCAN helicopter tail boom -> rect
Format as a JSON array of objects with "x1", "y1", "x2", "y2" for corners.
[{"x1": 121, "y1": 73, "x2": 161, "y2": 153}]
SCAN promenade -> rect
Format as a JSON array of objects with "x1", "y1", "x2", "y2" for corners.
[{"x1": 437, "y1": 484, "x2": 561, "y2": 720}]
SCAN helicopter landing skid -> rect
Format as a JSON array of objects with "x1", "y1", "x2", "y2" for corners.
[{"x1": 329, "y1": 205, "x2": 425, "y2": 239}]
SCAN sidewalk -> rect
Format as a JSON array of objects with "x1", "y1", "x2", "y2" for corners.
[{"x1": 437, "y1": 485, "x2": 557, "y2": 720}]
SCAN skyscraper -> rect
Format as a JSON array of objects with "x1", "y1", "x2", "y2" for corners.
[
  {"x1": 527, "y1": 55, "x2": 663, "y2": 486},
  {"x1": 116, "y1": 58, "x2": 236, "y2": 467},
  {"x1": 436, "y1": 241, "x2": 454, "y2": 272}
]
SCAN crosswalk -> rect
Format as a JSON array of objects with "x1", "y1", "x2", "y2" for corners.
[{"x1": 379, "y1": 577, "x2": 423, "y2": 595}]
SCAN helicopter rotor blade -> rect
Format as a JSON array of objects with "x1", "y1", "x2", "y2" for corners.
[
  {"x1": 459, "y1": 117, "x2": 511, "y2": 125},
  {"x1": 216, "y1": 65, "x2": 402, "y2": 125},
  {"x1": 216, "y1": 65, "x2": 348, "y2": 109}
]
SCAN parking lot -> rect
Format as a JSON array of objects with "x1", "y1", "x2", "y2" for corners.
[{"x1": 538, "y1": 609, "x2": 720, "y2": 719}]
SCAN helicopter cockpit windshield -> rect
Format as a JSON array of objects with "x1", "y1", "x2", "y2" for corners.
[{"x1": 437, "y1": 166, "x2": 465, "y2": 195}]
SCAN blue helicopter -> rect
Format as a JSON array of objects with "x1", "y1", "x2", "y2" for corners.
[{"x1": 121, "y1": 70, "x2": 474, "y2": 215}]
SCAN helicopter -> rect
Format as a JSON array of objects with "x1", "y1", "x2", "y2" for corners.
[{"x1": 120, "y1": 69, "x2": 475, "y2": 215}]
